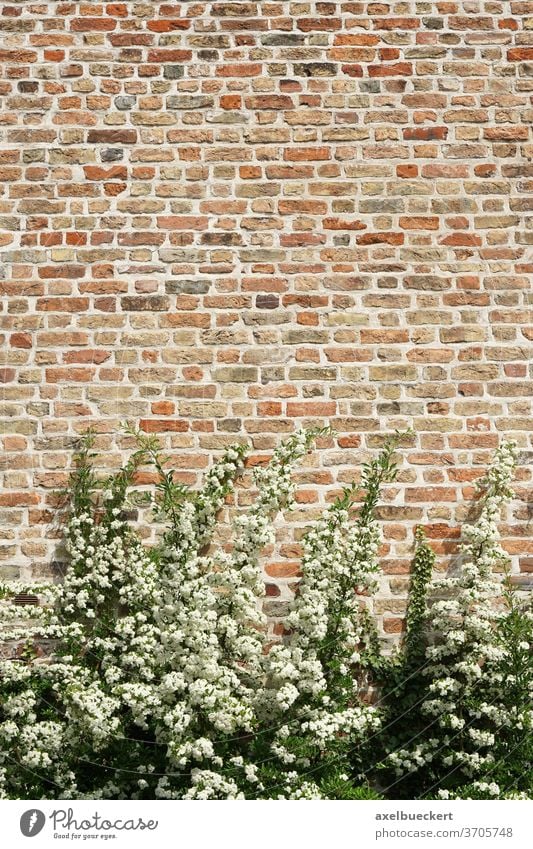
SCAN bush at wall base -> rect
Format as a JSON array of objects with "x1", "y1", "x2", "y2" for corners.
[{"x1": 0, "y1": 426, "x2": 530, "y2": 800}]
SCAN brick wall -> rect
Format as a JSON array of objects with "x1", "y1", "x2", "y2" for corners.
[{"x1": 0, "y1": 2, "x2": 531, "y2": 642}]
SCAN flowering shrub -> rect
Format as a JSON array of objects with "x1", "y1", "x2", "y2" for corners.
[
  {"x1": 0, "y1": 428, "x2": 530, "y2": 800},
  {"x1": 375, "y1": 443, "x2": 532, "y2": 800}
]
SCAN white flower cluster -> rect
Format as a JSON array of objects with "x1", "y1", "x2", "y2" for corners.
[
  {"x1": 260, "y1": 472, "x2": 385, "y2": 774},
  {"x1": 3, "y1": 429, "x2": 371, "y2": 800},
  {"x1": 388, "y1": 442, "x2": 532, "y2": 798},
  {"x1": 1, "y1": 432, "x2": 526, "y2": 801}
]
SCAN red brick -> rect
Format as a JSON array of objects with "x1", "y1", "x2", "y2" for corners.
[
  {"x1": 507, "y1": 47, "x2": 533, "y2": 61},
  {"x1": 215, "y1": 63, "x2": 262, "y2": 77},
  {"x1": 0, "y1": 493, "x2": 39, "y2": 507},
  {"x1": 45, "y1": 367, "x2": 96, "y2": 382},
  {"x1": 83, "y1": 165, "x2": 128, "y2": 180},
  {"x1": 284, "y1": 146, "x2": 330, "y2": 161},
  {"x1": 422, "y1": 164, "x2": 469, "y2": 178},
  {"x1": 403, "y1": 127, "x2": 448, "y2": 141},
  {"x1": 323, "y1": 217, "x2": 366, "y2": 230},
  {"x1": 341, "y1": 64, "x2": 363, "y2": 77},
  {"x1": 278, "y1": 200, "x2": 327, "y2": 214},
  {"x1": 399, "y1": 216, "x2": 440, "y2": 230},
  {"x1": 373, "y1": 17, "x2": 419, "y2": 29},
  {"x1": 368, "y1": 63, "x2": 412, "y2": 77},
  {"x1": 71, "y1": 18, "x2": 117, "y2": 31},
  {"x1": 156, "y1": 216, "x2": 209, "y2": 230},
  {"x1": 474, "y1": 164, "x2": 497, "y2": 177},
  {"x1": 44, "y1": 50, "x2": 65, "y2": 62},
  {"x1": 257, "y1": 402, "x2": 283, "y2": 416},
  {"x1": 357, "y1": 232, "x2": 404, "y2": 245},
  {"x1": 37, "y1": 298, "x2": 89, "y2": 312},
  {"x1": 139, "y1": 419, "x2": 189, "y2": 432},
  {"x1": 147, "y1": 20, "x2": 190, "y2": 31},
  {"x1": 106, "y1": 4, "x2": 128, "y2": 15},
  {"x1": 397, "y1": 164, "x2": 418, "y2": 178},
  {"x1": 147, "y1": 50, "x2": 192, "y2": 63},
  {"x1": 10, "y1": 332, "x2": 32, "y2": 348},
  {"x1": 151, "y1": 402, "x2": 176, "y2": 416},
  {"x1": 0, "y1": 50, "x2": 37, "y2": 63},
  {"x1": 333, "y1": 34, "x2": 380, "y2": 46},
  {"x1": 406, "y1": 488, "x2": 457, "y2": 502},
  {"x1": 440, "y1": 233, "x2": 482, "y2": 247},
  {"x1": 220, "y1": 94, "x2": 241, "y2": 109},
  {"x1": 0, "y1": 368, "x2": 16, "y2": 383},
  {"x1": 483, "y1": 126, "x2": 529, "y2": 141},
  {"x1": 265, "y1": 562, "x2": 301, "y2": 578}
]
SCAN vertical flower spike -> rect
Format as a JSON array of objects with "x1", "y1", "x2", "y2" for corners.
[
  {"x1": 148, "y1": 429, "x2": 324, "y2": 798},
  {"x1": 383, "y1": 442, "x2": 532, "y2": 799},
  {"x1": 259, "y1": 435, "x2": 401, "y2": 798}
]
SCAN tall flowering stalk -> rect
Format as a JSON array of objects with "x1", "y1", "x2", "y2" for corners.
[
  {"x1": 149, "y1": 428, "x2": 326, "y2": 800},
  {"x1": 257, "y1": 436, "x2": 401, "y2": 798},
  {"x1": 383, "y1": 442, "x2": 532, "y2": 799}
]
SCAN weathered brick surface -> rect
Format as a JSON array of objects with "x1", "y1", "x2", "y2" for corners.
[{"x1": 0, "y1": 2, "x2": 532, "y2": 642}]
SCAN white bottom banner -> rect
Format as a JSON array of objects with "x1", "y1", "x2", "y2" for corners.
[{"x1": 1, "y1": 799, "x2": 531, "y2": 849}]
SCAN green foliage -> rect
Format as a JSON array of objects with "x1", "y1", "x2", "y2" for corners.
[
  {"x1": 320, "y1": 775, "x2": 382, "y2": 800},
  {"x1": 403, "y1": 527, "x2": 435, "y2": 662}
]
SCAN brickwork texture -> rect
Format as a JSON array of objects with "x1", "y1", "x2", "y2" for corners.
[{"x1": 0, "y1": 2, "x2": 532, "y2": 640}]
